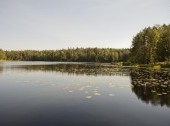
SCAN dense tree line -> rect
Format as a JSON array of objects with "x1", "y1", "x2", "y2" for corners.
[
  {"x1": 0, "y1": 48, "x2": 130, "y2": 63},
  {"x1": 1, "y1": 24, "x2": 169, "y2": 64},
  {"x1": 130, "y1": 24, "x2": 170, "y2": 64},
  {"x1": 0, "y1": 49, "x2": 6, "y2": 60}
]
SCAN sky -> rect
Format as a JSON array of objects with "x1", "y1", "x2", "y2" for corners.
[{"x1": 0, "y1": 0, "x2": 170, "y2": 50}]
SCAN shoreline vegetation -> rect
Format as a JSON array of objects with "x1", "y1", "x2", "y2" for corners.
[
  {"x1": 0, "y1": 60, "x2": 169, "y2": 69},
  {"x1": 0, "y1": 24, "x2": 170, "y2": 68}
]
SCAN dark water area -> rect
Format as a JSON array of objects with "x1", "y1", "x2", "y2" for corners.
[{"x1": 0, "y1": 62, "x2": 170, "y2": 126}]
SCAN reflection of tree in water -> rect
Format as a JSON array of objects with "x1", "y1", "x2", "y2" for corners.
[
  {"x1": 130, "y1": 68, "x2": 170, "y2": 107},
  {"x1": 0, "y1": 67, "x2": 3, "y2": 74},
  {"x1": 0, "y1": 62, "x2": 4, "y2": 74},
  {"x1": 12, "y1": 64, "x2": 130, "y2": 76}
]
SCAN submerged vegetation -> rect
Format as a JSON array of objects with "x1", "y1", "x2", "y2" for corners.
[{"x1": 131, "y1": 68, "x2": 170, "y2": 107}]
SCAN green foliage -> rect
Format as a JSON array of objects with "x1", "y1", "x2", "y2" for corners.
[
  {"x1": 3, "y1": 24, "x2": 169, "y2": 64},
  {"x1": 161, "y1": 63, "x2": 170, "y2": 68},
  {"x1": 4, "y1": 48, "x2": 130, "y2": 63},
  {"x1": 153, "y1": 65, "x2": 161, "y2": 69},
  {"x1": 0, "y1": 49, "x2": 6, "y2": 60},
  {"x1": 130, "y1": 24, "x2": 170, "y2": 64}
]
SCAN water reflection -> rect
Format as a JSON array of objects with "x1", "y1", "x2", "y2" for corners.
[
  {"x1": 1, "y1": 62, "x2": 170, "y2": 108},
  {"x1": 0, "y1": 67, "x2": 3, "y2": 74},
  {"x1": 130, "y1": 68, "x2": 170, "y2": 107},
  {"x1": 0, "y1": 61, "x2": 4, "y2": 73},
  {"x1": 0, "y1": 62, "x2": 170, "y2": 126},
  {"x1": 12, "y1": 63, "x2": 130, "y2": 76}
]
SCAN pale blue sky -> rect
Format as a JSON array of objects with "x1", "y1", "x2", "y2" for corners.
[{"x1": 0, "y1": 0, "x2": 169, "y2": 50}]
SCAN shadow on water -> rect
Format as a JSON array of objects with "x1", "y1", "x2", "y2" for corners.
[
  {"x1": 12, "y1": 63, "x2": 130, "y2": 76},
  {"x1": 130, "y1": 68, "x2": 170, "y2": 107}
]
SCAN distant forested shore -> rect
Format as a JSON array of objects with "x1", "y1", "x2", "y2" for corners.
[
  {"x1": 0, "y1": 48, "x2": 130, "y2": 63},
  {"x1": 0, "y1": 24, "x2": 169, "y2": 65}
]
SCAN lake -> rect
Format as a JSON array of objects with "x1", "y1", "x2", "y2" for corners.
[{"x1": 0, "y1": 62, "x2": 170, "y2": 126}]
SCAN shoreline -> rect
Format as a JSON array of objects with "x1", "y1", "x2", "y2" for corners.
[{"x1": 1, "y1": 60, "x2": 169, "y2": 68}]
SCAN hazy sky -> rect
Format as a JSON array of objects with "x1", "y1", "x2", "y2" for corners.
[{"x1": 0, "y1": 0, "x2": 169, "y2": 50}]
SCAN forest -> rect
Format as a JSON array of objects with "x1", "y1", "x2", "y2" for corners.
[
  {"x1": 0, "y1": 24, "x2": 169, "y2": 64},
  {"x1": 130, "y1": 24, "x2": 170, "y2": 64},
  {"x1": 0, "y1": 48, "x2": 129, "y2": 63}
]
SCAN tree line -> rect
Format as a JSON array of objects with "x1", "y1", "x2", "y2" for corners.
[
  {"x1": 0, "y1": 48, "x2": 130, "y2": 63},
  {"x1": 0, "y1": 24, "x2": 169, "y2": 64},
  {"x1": 130, "y1": 24, "x2": 170, "y2": 64}
]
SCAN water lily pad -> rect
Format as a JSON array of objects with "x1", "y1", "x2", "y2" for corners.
[
  {"x1": 109, "y1": 94, "x2": 115, "y2": 96},
  {"x1": 86, "y1": 96, "x2": 92, "y2": 99},
  {"x1": 94, "y1": 93, "x2": 101, "y2": 96},
  {"x1": 162, "y1": 92, "x2": 167, "y2": 95}
]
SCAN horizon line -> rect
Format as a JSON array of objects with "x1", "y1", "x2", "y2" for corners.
[{"x1": 2, "y1": 47, "x2": 130, "y2": 51}]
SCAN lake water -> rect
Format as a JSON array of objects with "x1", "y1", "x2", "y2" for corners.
[{"x1": 0, "y1": 62, "x2": 170, "y2": 126}]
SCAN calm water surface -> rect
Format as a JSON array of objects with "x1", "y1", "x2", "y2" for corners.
[{"x1": 0, "y1": 62, "x2": 169, "y2": 126}]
